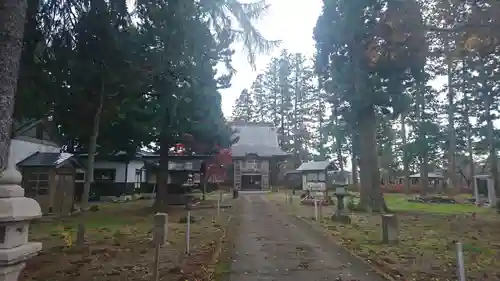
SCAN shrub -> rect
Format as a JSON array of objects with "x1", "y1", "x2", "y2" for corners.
[
  {"x1": 346, "y1": 197, "x2": 356, "y2": 211},
  {"x1": 89, "y1": 204, "x2": 100, "y2": 212}
]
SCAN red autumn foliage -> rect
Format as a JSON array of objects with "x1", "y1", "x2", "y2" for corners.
[{"x1": 206, "y1": 148, "x2": 232, "y2": 183}]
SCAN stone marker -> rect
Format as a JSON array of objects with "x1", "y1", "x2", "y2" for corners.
[
  {"x1": 381, "y1": 214, "x2": 398, "y2": 244},
  {"x1": 76, "y1": 224, "x2": 85, "y2": 247},
  {"x1": 153, "y1": 213, "x2": 168, "y2": 281},
  {"x1": 153, "y1": 213, "x2": 168, "y2": 246},
  {"x1": 0, "y1": 168, "x2": 42, "y2": 281}
]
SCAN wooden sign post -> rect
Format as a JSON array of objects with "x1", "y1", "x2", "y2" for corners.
[
  {"x1": 217, "y1": 196, "x2": 221, "y2": 220},
  {"x1": 314, "y1": 199, "x2": 318, "y2": 221},
  {"x1": 456, "y1": 242, "x2": 466, "y2": 281},
  {"x1": 186, "y1": 208, "x2": 191, "y2": 255}
]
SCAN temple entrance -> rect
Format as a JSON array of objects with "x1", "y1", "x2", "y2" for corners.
[{"x1": 241, "y1": 174, "x2": 262, "y2": 190}]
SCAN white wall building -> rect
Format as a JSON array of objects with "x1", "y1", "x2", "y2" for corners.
[{"x1": 9, "y1": 119, "x2": 62, "y2": 168}]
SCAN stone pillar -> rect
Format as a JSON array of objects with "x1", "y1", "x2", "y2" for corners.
[
  {"x1": 487, "y1": 178, "x2": 497, "y2": 207},
  {"x1": 381, "y1": 214, "x2": 399, "y2": 244},
  {"x1": 0, "y1": 168, "x2": 42, "y2": 281}
]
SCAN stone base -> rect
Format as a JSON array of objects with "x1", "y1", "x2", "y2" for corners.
[
  {"x1": 0, "y1": 242, "x2": 42, "y2": 266},
  {"x1": 0, "y1": 262, "x2": 24, "y2": 281}
]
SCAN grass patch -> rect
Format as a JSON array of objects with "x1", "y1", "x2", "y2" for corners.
[
  {"x1": 214, "y1": 262, "x2": 231, "y2": 281},
  {"x1": 384, "y1": 194, "x2": 490, "y2": 214},
  {"x1": 321, "y1": 212, "x2": 500, "y2": 280},
  {"x1": 24, "y1": 200, "x2": 233, "y2": 281}
]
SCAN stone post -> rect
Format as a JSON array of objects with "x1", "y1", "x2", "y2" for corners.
[
  {"x1": 76, "y1": 224, "x2": 85, "y2": 247},
  {"x1": 0, "y1": 168, "x2": 42, "y2": 281},
  {"x1": 487, "y1": 178, "x2": 497, "y2": 207},
  {"x1": 381, "y1": 214, "x2": 399, "y2": 244}
]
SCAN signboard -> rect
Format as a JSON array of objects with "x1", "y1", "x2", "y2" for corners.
[
  {"x1": 312, "y1": 191, "x2": 325, "y2": 199},
  {"x1": 168, "y1": 161, "x2": 197, "y2": 171},
  {"x1": 307, "y1": 182, "x2": 326, "y2": 191}
]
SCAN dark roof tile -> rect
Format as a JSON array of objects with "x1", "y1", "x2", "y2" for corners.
[{"x1": 17, "y1": 152, "x2": 75, "y2": 168}]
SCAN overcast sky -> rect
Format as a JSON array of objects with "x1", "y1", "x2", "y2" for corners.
[{"x1": 219, "y1": 0, "x2": 323, "y2": 117}]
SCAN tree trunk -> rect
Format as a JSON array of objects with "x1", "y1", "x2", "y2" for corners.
[
  {"x1": 357, "y1": 107, "x2": 387, "y2": 212},
  {"x1": 485, "y1": 93, "x2": 499, "y2": 194},
  {"x1": 154, "y1": 91, "x2": 175, "y2": 211},
  {"x1": 415, "y1": 75, "x2": 429, "y2": 196},
  {"x1": 351, "y1": 154, "x2": 358, "y2": 185},
  {"x1": 351, "y1": 131, "x2": 359, "y2": 185},
  {"x1": 293, "y1": 56, "x2": 301, "y2": 165},
  {"x1": 333, "y1": 104, "x2": 344, "y2": 171},
  {"x1": 400, "y1": 114, "x2": 410, "y2": 194},
  {"x1": 15, "y1": 0, "x2": 40, "y2": 119},
  {"x1": 0, "y1": 0, "x2": 28, "y2": 170},
  {"x1": 463, "y1": 60, "x2": 475, "y2": 191},
  {"x1": 445, "y1": 34, "x2": 458, "y2": 193},
  {"x1": 348, "y1": 20, "x2": 386, "y2": 211},
  {"x1": 466, "y1": 120, "x2": 475, "y2": 189},
  {"x1": 81, "y1": 93, "x2": 104, "y2": 210},
  {"x1": 154, "y1": 134, "x2": 170, "y2": 211},
  {"x1": 318, "y1": 99, "x2": 327, "y2": 159},
  {"x1": 420, "y1": 153, "x2": 429, "y2": 196}
]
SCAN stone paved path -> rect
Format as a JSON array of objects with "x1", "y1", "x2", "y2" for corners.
[{"x1": 229, "y1": 193, "x2": 386, "y2": 281}]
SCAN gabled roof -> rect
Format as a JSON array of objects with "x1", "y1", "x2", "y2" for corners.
[
  {"x1": 17, "y1": 152, "x2": 79, "y2": 168},
  {"x1": 230, "y1": 122, "x2": 288, "y2": 157},
  {"x1": 297, "y1": 160, "x2": 336, "y2": 172}
]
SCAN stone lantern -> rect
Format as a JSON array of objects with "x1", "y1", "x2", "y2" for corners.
[
  {"x1": 334, "y1": 185, "x2": 347, "y2": 212},
  {"x1": 0, "y1": 168, "x2": 42, "y2": 281},
  {"x1": 331, "y1": 184, "x2": 350, "y2": 224}
]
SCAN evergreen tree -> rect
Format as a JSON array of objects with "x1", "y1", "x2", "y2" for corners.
[
  {"x1": 232, "y1": 89, "x2": 257, "y2": 122},
  {"x1": 231, "y1": 50, "x2": 318, "y2": 166},
  {"x1": 314, "y1": 0, "x2": 427, "y2": 211}
]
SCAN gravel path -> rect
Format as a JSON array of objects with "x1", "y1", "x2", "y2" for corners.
[{"x1": 229, "y1": 193, "x2": 386, "y2": 281}]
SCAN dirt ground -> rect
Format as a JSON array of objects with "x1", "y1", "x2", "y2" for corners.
[
  {"x1": 22, "y1": 199, "x2": 232, "y2": 281},
  {"x1": 267, "y1": 192, "x2": 500, "y2": 281},
  {"x1": 228, "y1": 193, "x2": 385, "y2": 281}
]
